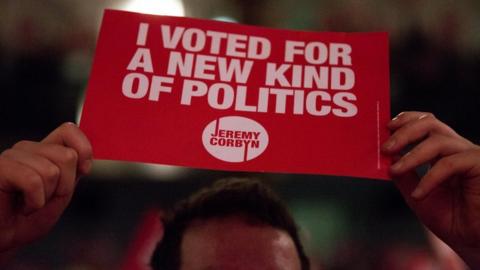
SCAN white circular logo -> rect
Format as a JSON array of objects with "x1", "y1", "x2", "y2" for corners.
[{"x1": 202, "y1": 116, "x2": 269, "y2": 163}]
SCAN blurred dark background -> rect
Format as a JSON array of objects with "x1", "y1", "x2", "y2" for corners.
[{"x1": 1, "y1": 0, "x2": 479, "y2": 269}]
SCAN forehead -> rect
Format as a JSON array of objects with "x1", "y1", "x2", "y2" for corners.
[{"x1": 180, "y1": 216, "x2": 302, "y2": 270}]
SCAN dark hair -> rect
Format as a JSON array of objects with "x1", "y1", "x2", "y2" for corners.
[{"x1": 151, "y1": 178, "x2": 310, "y2": 270}]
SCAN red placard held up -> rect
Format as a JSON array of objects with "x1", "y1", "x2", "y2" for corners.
[{"x1": 80, "y1": 10, "x2": 391, "y2": 180}]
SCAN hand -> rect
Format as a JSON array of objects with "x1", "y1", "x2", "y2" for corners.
[
  {"x1": 0, "y1": 123, "x2": 92, "y2": 256},
  {"x1": 382, "y1": 112, "x2": 480, "y2": 267}
]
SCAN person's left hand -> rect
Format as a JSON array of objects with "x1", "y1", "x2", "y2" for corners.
[{"x1": 382, "y1": 112, "x2": 480, "y2": 268}]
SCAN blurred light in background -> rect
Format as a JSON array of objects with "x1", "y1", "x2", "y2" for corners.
[
  {"x1": 212, "y1": 16, "x2": 238, "y2": 23},
  {"x1": 121, "y1": 0, "x2": 185, "y2": 16},
  {"x1": 76, "y1": 0, "x2": 188, "y2": 180},
  {"x1": 90, "y1": 160, "x2": 188, "y2": 181}
]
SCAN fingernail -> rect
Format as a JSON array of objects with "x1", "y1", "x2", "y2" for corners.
[
  {"x1": 383, "y1": 139, "x2": 396, "y2": 150},
  {"x1": 65, "y1": 122, "x2": 78, "y2": 127},
  {"x1": 394, "y1": 112, "x2": 405, "y2": 119},
  {"x1": 390, "y1": 161, "x2": 403, "y2": 172},
  {"x1": 418, "y1": 114, "x2": 428, "y2": 120},
  {"x1": 411, "y1": 188, "x2": 424, "y2": 199},
  {"x1": 82, "y1": 160, "x2": 92, "y2": 174}
]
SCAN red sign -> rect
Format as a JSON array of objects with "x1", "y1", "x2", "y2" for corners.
[{"x1": 80, "y1": 9, "x2": 391, "y2": 180}]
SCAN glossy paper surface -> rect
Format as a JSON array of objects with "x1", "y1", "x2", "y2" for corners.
[{"x1": 81, "y1": 10, "x2": 391, "y2": 180}]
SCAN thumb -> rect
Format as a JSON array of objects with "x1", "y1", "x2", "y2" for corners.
[{"x1": 42, "y1": 123, "x2": 93, "y2": 175}]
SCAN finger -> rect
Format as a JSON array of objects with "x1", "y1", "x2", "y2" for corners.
[
  {"x1": 388, "y1": 111, "x2": 434, "y2": 131},
  {"x1": 0, "y1": 156, "x2": 46, "y2": 214},
  {"x1": 42, "y1": 123, "x2": 93, "y2": 175},
  {"x1": 392, "y1": 168, "x2": 420, "y2": 206},
  {"x1": 13, "y1": 141, "x2": 78, "y2": 197},
  {"x1": 382, "y1": 113, "x2": 460, "y2": 154},
  {"x1": 412, "y1": 149, "x2": 480, "y2": 200},
  {"x1": 389, "y1": 134, "x2": 474, "y2": 175},
  {"x1": 2, "y1": 149, "x2": 60, "y2": 201}
]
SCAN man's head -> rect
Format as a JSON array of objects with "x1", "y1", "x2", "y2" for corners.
[{"x1": 152, "y1": 178, "x2": 310, "y2": 270}]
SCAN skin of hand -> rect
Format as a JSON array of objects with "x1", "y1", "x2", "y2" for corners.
[
  {"x1": 382, "y1": 111, "x2": 480, "y2": 268},
  {"x1": 0, "y1": 123, "x2": 92, "y2": 258}
]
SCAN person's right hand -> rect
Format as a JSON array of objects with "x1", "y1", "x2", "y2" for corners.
[{"x1": 0, "y1": 123, "x2": 92, "y2": 255}]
